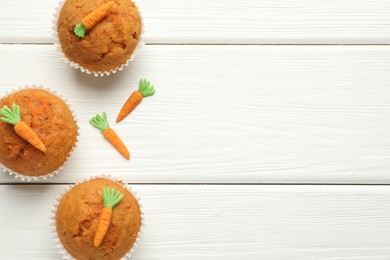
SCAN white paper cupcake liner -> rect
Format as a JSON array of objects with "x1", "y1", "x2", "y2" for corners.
[
  {"x1": 52, "y1": 0, "x2": 145, "y2": 77},
  {"x1": 0, "y1": 85, "x2": 79, "y2": 182},
  {"x1": 50, "y1": 175, "x2": 144, "y2": 260}
]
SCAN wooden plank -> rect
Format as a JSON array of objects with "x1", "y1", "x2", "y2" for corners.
[
  {"x1": 0, "y1": 45, "x2": 390, "y2": 184},
  {"x1": 1, "y1": 0, "x2": 390, "y2": 43},
  {"x1": 1, "y1": 184, "x2": 390, "y2": 259}
]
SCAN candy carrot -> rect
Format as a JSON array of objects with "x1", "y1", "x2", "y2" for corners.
[
  {"x1": 94, "y1": 187, "x2": 123, "y2": 247},
  {"x1": 90, "y1": 112, "x2": 130, "y2": 159},
  {"x1": 0, "y1": 103, "x2": 46, "y2": 152},
  {"x1": 74, "y1": 1, "x2": 115, "y2": 38},
  {"x1": 116, "y1": 79, "x2": 156, "y2": 122}
]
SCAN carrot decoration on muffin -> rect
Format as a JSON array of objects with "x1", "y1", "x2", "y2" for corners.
[
  {"x1": 94, "y1": 187, "x2": 124, "y2": 247},
  {"x1": 90, "y1": 112, "x2": 130, "y2": 159},
  {"x1": 0, "y1": 103, "x2": 46, "y2": 152},
  {"x1": 74, "y1": 1, "x2": 115, "y2": 38},
  {"x1": 116, "y1": 79, "x2": 156, "y2": 122}
]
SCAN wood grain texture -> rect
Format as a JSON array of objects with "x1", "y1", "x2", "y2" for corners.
[
  {"x1": 0, "y1": 45, "x2": 389, "y2": 184},
  {"x1": 1, "y1": 0, "x2": 390, "y2": 43},
  {"x1": 1, "y1": 185, "x2": 390, "y2": 259}
]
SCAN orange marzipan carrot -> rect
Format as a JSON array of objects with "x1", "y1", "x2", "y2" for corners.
[
  {"x1": 0, "y1": 103, "x2": 46, "y2": 152},
  {"x1": 94, "y1": 207, "x2": 112, "y2": 247},
  {"x1": 74, "y1": 1, "x2": 115, "y2": 38},
  {"x1": 116, "y1": 91, "x2": 143, "y2": 123},
  {"x1": 116, "y1": 79, "x2": 156, "y2": 122},
  {"x1": 103, "y1": 128, "x2": 130, "y2": 159},
  {"x1": 90, "y1": 112, "x2": 130, "y2": 160},
  {"x1": 94, "y1": 187, "x2": 124, "y2": 247},
  {"x1": 82, "y1": 1, "x2": 115, "y2": 30}
]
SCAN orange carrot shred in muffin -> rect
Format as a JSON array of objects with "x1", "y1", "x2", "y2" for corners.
[
  {"x1": 74, "y1": 1, "x2": 115, "y2": 38},
  {"x1": 0, "y1": 103, "x2": 46, "y2": 152}
]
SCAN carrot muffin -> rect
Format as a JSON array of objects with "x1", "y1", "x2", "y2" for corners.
[
  {"x1": 0, "y1": 89, "x2": 77, "y2": 177},
  {"x1": 57, "y1": 0, "x2": 142, "y2": 73},
  {"x1": 55, "y1": 178, "x2": 142, "y2": 260}
]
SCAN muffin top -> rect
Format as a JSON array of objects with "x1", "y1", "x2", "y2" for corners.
[
  {"x1": 57, "y1": 0, "x2": 142, "y2": 72},
  {"x1": 56, "y1": 178, "x2": 142, "y2": 260},
  {"x1": 0, "y1": 89, "x2": 77, "y2": 176}
]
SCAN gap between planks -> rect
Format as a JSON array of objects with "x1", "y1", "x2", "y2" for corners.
[
  {"x1": 2, "y1": 42, "x2": 390, "y2": 46},
  {"x1": 2, "y1": 183, "x2": 390, "y2": 186}
]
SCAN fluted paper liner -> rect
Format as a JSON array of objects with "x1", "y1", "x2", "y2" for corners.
[
  {"x1": 50, "y1": 175, "x2": 144, "y2": 260},
  {"x1": 0, "y1": 85, "x2": 79, "y2": 181},
  {"x1": 52, "y1": 0, "x2": 145, "y2": 77}
]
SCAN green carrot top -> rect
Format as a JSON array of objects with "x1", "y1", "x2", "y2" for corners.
[
  {"x1": 0, "y1": 103, "x2": 21, "y2": 125},
  {"x1": 138, "y1": 79, "x2": 156, "y2": 97},
  {"x1": 103, "y1": 187, "x2": 123, "y2": 208},
  {"x1": 74, "y1": 24, "x2": 87, "y2": 38},
  {"x1": 90, "y1": 112, "x2": 110, "y2": 133}
]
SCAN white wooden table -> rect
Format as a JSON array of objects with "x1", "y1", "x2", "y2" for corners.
[{"x1": 1, "y1": 0, "x2": 390, "y2": 259}]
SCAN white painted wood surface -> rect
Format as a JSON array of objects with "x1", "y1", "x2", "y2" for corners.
[
  {"x1": 1, "y1": 0, "x2": 390, "y2": 43},
  {"x1": 1, "y1": 0, "x2": 390, "y2": 258},
  {"x1": 1, "y1": 45, "x2": 390, "y2": 184},
  {"x1": 1, "y1": 185, "x2": 390, "y2": 260}
]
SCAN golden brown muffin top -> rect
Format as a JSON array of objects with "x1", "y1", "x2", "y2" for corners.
[
  {"x1": 56, "y1": 178, "x2": 142, "y2": 260},
  {"x1": 0, "y1": 89, "x2": 78, "y2": 176},
  {"x1": 57, "y1": 0, "x2": 142, "y2": 72}
]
